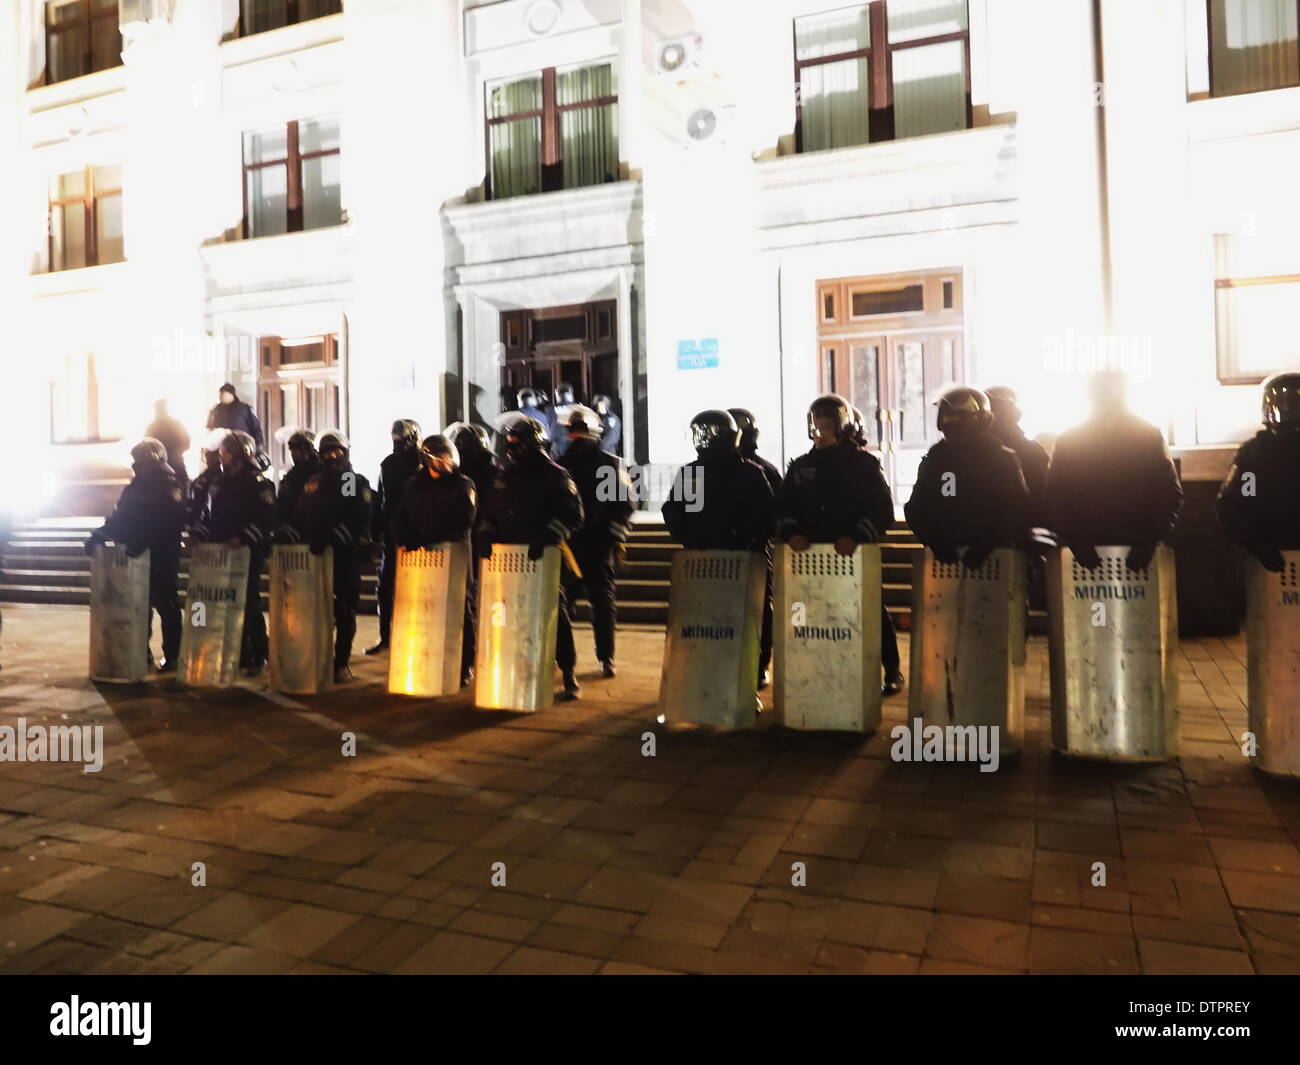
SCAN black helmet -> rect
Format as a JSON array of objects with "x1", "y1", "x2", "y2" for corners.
[
  {"x1": 220, "y1": 430, "x2": 257, "y2": 464},
  {"x1": 559, "y1": 404, "x2": 602, "y2": 440},
  {"x1": 391, "y1": 419, "x2": 420, "y2": 448},
  {"x1": 318, "y1": 430, "x2": 350, "y2": 455},
  {"x1": 936, "y1": 387, "x2": 993, "y2": 438},
  {"x1": 690, "y1": 409, "x2": 740, "y2": 454},
  {"x1": 287, "y1": 428, "x2": 316, "y2": 452},
  {"x1": 499, "y1": 411, "x2": 547, "y2": 463},
  {"x1": 807, "y1": 393, "x2": 852, "y2": 444},
  {"x1": 848, "y1": 406, "x2": 868, "y2": 448},
  {"x1": 444, "y1": 421, "x2": 490, "y2": 454},
  {"x1": 985, "y1": 386, "x2": 1021, "y2": 424},
  {"x1": 420, "y1": 434, "x2": 460, "y2": 469},
  {"x1": 130, "y1": 437, "x2": 167, "y2": 468},
  {"x1": 727, "y1": 408, "x2": 758, "y2": 451},
  {"x1": 1262, "y1": 372, "x2": 1300, "y2": 433}
]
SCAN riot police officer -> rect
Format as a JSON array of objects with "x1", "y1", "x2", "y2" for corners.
[
  {"x1": 368, "y1": 419, "x2": 423, "y2": 654},
  {"x1": 1045, "y1": 371, "x2": 1182, "y2": 571},
  {"x1": 905, "y1": 387, "x2": 1031, "y2": 567},
  {"x1": 516, "y1": 388, "x2": 555, "y2": 439},
  {"x1": 593, "y1": 395, "x2": 622, "y2": 455},
  {"x1": 275, "y1": 429, "x2": 320, "y2": 530},
  {"x1": 187, "y1": 429, "x2": 226, "y2": 534},
  {"x1": 558, "y1": 405, "x2": 635, "y2": 678},
  {"x1": 394, "y1": 435, "x2": 478, "y2": 686},
  {"x1": 85, "y1": 438, "x2": 187, "y2": 672},
  {"x1": 781, "y1": 394, "x2": 903, "y2": 695},
  {"x1": 663, "y1": 410, "x2": 778, "y2": 553},
  {"x1": 445, "y1": 422, "x2": 501, "y2": 564},
  {"x1": 551, "y1": 383, "x2": 579, "y2": 459},
  {"x1": 195, "y1": 431, "x2": 275, "y2": 673},
  {"x1": 478, "y1": 413, "x2": 585, "y2": 699},
  {"x1": 728, "y1": 408, "x2": 782, "y2": 689},
  {"x1": 283, "y1": 431, "x2": 373, "y2": 683},
  {"x1": 1217, "y1": 371, "x2": 1300, "y2": 570},
  {"x1": 986, "y1": 386, "x2": 1050, "y2": 528}
]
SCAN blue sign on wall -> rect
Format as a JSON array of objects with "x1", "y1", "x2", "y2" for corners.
[{"x1": 677, "y1": 338, "x2": 719, "y2": 370}]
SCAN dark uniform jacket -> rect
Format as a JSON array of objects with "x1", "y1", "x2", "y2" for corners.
[
  {"x1": 373, "y1": 448, "x2": 425, "y2": 542},
  {"x1": 662, "y1": 452, "x2": 777, "y2": 552},
  {"x1": 204, "y1": 465, "x2": 276, "y2": 556},
  {"x1": 780, "y1": 441, "x2": 894, "y2": 544},
  {"x1": 992, "y1": 423, "x2": 1051, "y2": 528},
  {"x1": 144, "y1": 415, "x2": 191, "y2": 483},
  {"x1": 1217, "y1": 430, "x2": 1300, "y2": 552},
  {"x1": 287, "y1": 464, "x2": 373, "y2": 558},
  {"x1": 1045, "y1": 413, "x2": 1183, "y2": 549},
  {"x1": 742, "y1": 448, "x2": 783, "y2": 497},
  {"x1": 206, "y1": 399, "x2": 264, "y2": 450},
  {"x1": 95, "y1": 464, "x2": 186, "y2": 564},
  {"x1": 905, "y1": 432, "x2": 1031, "y2": 552},
  {"x1": 277, "y1": 457, "x2": 321, "y2": 526},
  {"x1": 479, "y1": 450, "x2": 584, "y2": 547},
  {"x1": 393, "y1": 470, "x2": 476, "y2": 550},
  {"x1": 187, "y1": 462, "x2": 221, "y2": 532},
  {"x1": 559, "y1": 437, "x2": 635, "y2": 553}
]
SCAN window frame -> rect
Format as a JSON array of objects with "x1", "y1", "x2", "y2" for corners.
[
  {"x1": 237, "y1": 0, "x2": 342, "y2": 38},
  {"x1": 241, "y1": 118, "x2": 342, "y2": 239},
  {"x1": 793, "y1": 0, "x2": 972, "y2": 152},
  {"x1": 1214, "y1": 267, "x2": 1300, "y2": 385},
  {"x1": 483, "y1": 60, "x2": 620, "y2": 201},
  {"x1": 47, "y1": 164, "x2": 122, "y2": 272},
  {"x1": 44, "y1": 0, "x2": 121, "y2": 86},
  {"x1": 1205, "y1": 0, "x2": 1300, "y2": 99}
]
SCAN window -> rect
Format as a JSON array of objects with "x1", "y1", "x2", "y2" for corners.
[
  {"x1": 45, "y1": 0, "x2": 121, "y2": 85},
  {"x1": 486, "y1": 61, "x2": 619, "y2": 200},
  {"x1": 239, "y1": 0, "x2": 341, "y2": 36},
  {"x1": 794, "y1": 0, "x2": 970, "y2": 152},
  {"x1": 50, "y1": 353, "x2": 103, "y2": 443},
  {"x1": 47, "y1": 165, "x2": 123, "y2": 272},
  {"x1": 1208, "y1": 0, "x2": 1300, "y2": 97},
  {"x1": 1215, "y1": 233, "x2": 1300, "y2": 383},
  {"x1": 242, "y1": 117, "x2": 342, "y2": 238}
]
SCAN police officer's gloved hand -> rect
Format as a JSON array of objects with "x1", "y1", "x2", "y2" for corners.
[
  {"x1": 478, "y1": 539, "x2": 494, "y2": 559},
  {"x1": 309, "y1": 539, "x2": 328, "y2": 556},
  {"x1": 833, "y1": 536, "x2": 857, "y2": 557},
  {"x1": 788, "y1": 533, "x2": 811, "y2": 553},
  {"x1": 930, "y1": 541, "x2": 960, "y2": 565},
  {"x1": 125, "y1": 544, "x2": 146, "y2": 559},
  {"x1": 527, "y1": 541, "x2": 546, "y2": 561},
  {"x1": 276, "y1": 524, "x2": 301, "y2": 545},
  {"x1": 1255, "y1": 546, "x2": 1286, "y2": 573},
  {"x1": 83, "y1": 535, "x2": 103, "y2": 558},
  {"x1": 402, "y1": 539, "x2": 423, "y2": 552},
  {"x1": 1125, "y1": 542, "x2": 1157, "y2": 572},
  {"x1": 1072, "y1": 544, "x2": 1102, "y2": 570},
  {"x1": 962, "y1": 542, "x2": 993, "y2": 570}
]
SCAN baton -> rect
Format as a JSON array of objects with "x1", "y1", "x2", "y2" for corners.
[{"x1": 559, "y1": 541, "x2": 583, "y2": 579}]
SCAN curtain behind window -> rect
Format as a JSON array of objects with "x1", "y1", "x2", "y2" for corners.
[
  {"x1": 796, "y1": 6, "x2": 872, "y2": 152},
  {"x1": 557, "y1": 63, "x2": 618, "y2": 189},
  {"x1": 888, "y1": 0, "x2": 968, "y2": 139},
  {"x1": 489, "y1": 75, "x2": 543, "y2": 199},
  {"x1": 1210, "y1": 0, "x2": 1300, "y2": 95}
]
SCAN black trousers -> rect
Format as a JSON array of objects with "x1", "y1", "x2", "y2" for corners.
[
  {"x1": 562, "y1": 544, "x2": 618, "y2": 663},
  {"x1": 334, "y1": 554, "x2": 362, "y2": 669},
  {"x1": 759, "y1": 563, "x2": 774, "y2": 678},
  {"x1": 147, "y1": 560, "x2": 181, "y2": 663},
  {"x1": 240, "y1": 553, "x2": 268, "y2": 666},
  {"x1": 881, "y1": 605, "x2": 900, "y2": 675},
  {"x1": 376, "y1": 539, "x2": 397, "y2": 642},
  {"x1": 462, "y1": 570, "x2": 477, "y2": 680},
  {"x1": 555, "y1": 582, "x2": 577, "y2": 673}
]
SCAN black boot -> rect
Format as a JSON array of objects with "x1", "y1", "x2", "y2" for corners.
[
  {"x1": 364, "y1": 639, "x2": 388, "y2": 655},
  {"x1": 560, "y1": 670, "x2": 581, "y2": 701},
  {"x1": 882, "y1": 670, "x2": 905, "y2": 697}
]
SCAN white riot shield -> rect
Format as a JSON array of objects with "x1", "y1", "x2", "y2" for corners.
[
  {"x1": 658, "y1": 550, "x2": 767, "y2": 729},
  {"x1": 474, "y1": 545, "x2": 561, "y2": 712},
  {"x1": 909, "y1": 548, "x2": 1027, "y2": 755},
  {"x1": 178, "y1": 544, "x2": 251, "y2": 688},
  {"x1": 268, "y1": 545, "x2": 333, "y2": 694},
  {"x1": 1048, "y1": 546, "x2": 1178, "y2": 761},
  {"x1": 390, "y1": 543, "x2": 470, "y2": 698},
  {"x1": 1245, "y1": 552, "x2": 1300, "y2": 776},
  {"x1": 774, "y1": 543, "x2": 882, "y2": 732},
  {"x1": 88, "y1": 544, "x2": 151, "y2": 683}
]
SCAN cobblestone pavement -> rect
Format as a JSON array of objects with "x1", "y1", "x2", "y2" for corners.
[{"x1": 0, "y1": 607, "x2": 1297, "y2": 975}]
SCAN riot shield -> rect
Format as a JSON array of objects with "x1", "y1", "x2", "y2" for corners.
[
  {"x1": 474, "y1": 544, "x2": 561, "y2": 712},
  {"x1": 774, "y1": 543, "x2": 882, "y2": 732},
  {"x1": 1048, "y1": 545, "x2": 1178, "y2": 761},
  {"x1": 1245, "y1": 552, "x2": 1300, "y2": 776},
  {"x1": 88, "y1": 544, "x2": 151, "y2": 683},
  {"x1": 389, "y1": 543, "x2": 470, "y2": 698},
  {"x1": 909, "y1": 548, "x2": 1027, "y2": 755},
  {"x1": 658, "y1": 550, "x2": 767, "y2": 729},
  {"x1": 268, "y1": 545, "x2": 334, "y2": 694},
  {"x1": 178, "y1": 544, "x2": 251, "y2": 688}
]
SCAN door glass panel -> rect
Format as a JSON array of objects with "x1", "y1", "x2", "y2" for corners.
[
  {"x1": 850, "y1": 343, "x2": 880, "y2": 438},
  {"x1": 896, "y1": 341, "x2": 926, "y2": 446},
  {"x1": 821, "y1": 347, "x2": 837, "y2": 393},
  {"x1": 851, "y1": 284, "x2": 924, "y2": 317},
  {"x1": 941, "y1": 338, "x2": 955, "y2": 384}
]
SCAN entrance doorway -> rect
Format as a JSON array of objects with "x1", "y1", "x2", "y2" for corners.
[
  {"x1": 499, "y1": 300, "x2": 620, "y2": 442},
  {"x1": 256, "y1": 334, "x2": 342, "y2": 480},
  {"x1": 816, "y1": 270, "x2": 964, "y2": 507}
]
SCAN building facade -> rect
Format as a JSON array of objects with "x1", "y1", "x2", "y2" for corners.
[{"x1": 1, "y1": 0, "x2": 1297, "y2": 518}]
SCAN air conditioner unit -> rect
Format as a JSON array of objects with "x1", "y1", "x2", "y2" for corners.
[
  {"x1": 119, "y1": 0, "x2": 174, "y2": 30},
  {"x1": 655, "y1": 33, "x2": 706, "y2": 77}
]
